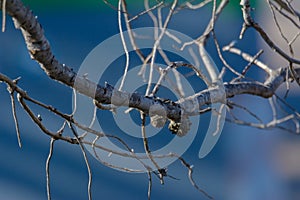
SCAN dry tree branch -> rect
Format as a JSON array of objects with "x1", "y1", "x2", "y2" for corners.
[
  {"x1": 240, "y1": 50, "x2": 264, "y2": 76},
  {"x1": 147, "y1": 171, "x2": 152, "y2": 200},
  {"x1": 1, "y1": 0, "x2": 299, "y2": 127},
  {"x1": 227, "y1": 100, "x2": 264, "y2": 124},
  {"x1": 1, "y1": 0, "x2": 300, "y2": 199},
  {"x1": 240, "y1": 0, "x2": 300, "y2": 65},
  {"x1": 7, "y1": 79, "x2": 22, "y2": 147},
  {"x1": 69, "y1": 122, "x2": 93, "y2": 200},
  {"x1": 186, "y1": 0, "x2": 212, "y2": 10},
  {"x1": 118, "y1": 0, "x2": 130, "y2": 91},
  {"x1": 272, "y1": 0, "x2": 300, "y2": 18},
  {"x1": 268, "y1": 0, "x2": 300, "y2": 30},
  {"x1": 175, "y1": 154, "x2": 214, "y2": 200},
  {"x1": 121, "y1": 0, "x2": 145, "y2": 61},
  {"x1": 212, "y1": 30, "x2": 243, "y2": 77},
  {"x1": 145, "y1": 0, "x2": 177, "y2": 96},
  {"x1": 140, "y1": 112, "x2": 164, "y2": 183},
  {"x1": 46, "y1": 137, "x2": 55, "y2": 200},
  {"x1": 180, "y1": 0, "x2": 229, "y2": 49},
  {"x1": 128, "y1": 1, "x2": 163, "y2": 22},
  {"x1": 230, "y1": 49, "x2": 264, "y2": 82},
  {"x1": 223, "y1": 42, "x2": 273, "y2": 75},
  {"x1": 267, "y1": 0, "x2": 295, "y2": 57},
  {"x1": 0, "y1": 73, "x2": 147, "y2": 161},
  {"x1": 1, "y1": 0, "x2": 6, "y2": 32}
]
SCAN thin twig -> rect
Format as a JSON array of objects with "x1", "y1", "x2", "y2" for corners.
[
  {"x1": 147, "y1": 171, "x2": 152, "y2": 200},
  {"x1": 222, "y1": 42, "x2": 273, "y2": 75},
  {"x1": 268, "y1": 0, "x2": 294, "y2": 56},
  {"x1": 269, "y1": 0, "x2": 300, "y2": 29},
  {"x1": 151, "y1": 64, "x2": 174, "y2": 96},
  {"x1": 17, "y1": 94, "x2": 75, "y2": 143},
  {"x1": 241, "y1": 50, "x2": 264, "y2": 76},
  {"x1": 140, "y1": 112, "x2": 163, "y2": 183},
  {"x1": 231, "y1": 49, "x2": 265, "y2": 82},
  {"x1": 272, "y1": 0, "x2": 300, "y2": 18},
  {"x1": 145, "y1": 0, "x2": 178, "y2": 96},
  {"x1": 240, "y1": 0, "x2": 300, "y2": 64},
  {"x1": 8, "y1": 88, "x2": 22, "y2": 148},
  {"x1": 69, "y1": 122, "x2": 92, "y2": 200},
  {"x1": 46, "y1": 138, "x2": 55, "y2": 200},
  {"x1": 118, "y1": 0, "x2": 130, "y2": 91},
  {"x1": 129, "y1": 1, "x2": 164, "y2": 22},
  {"x1": 212, "y1": 32, "x2": 243, "y2": 77},
  {"x1": 177, "y1": 155, "x2": 214, "y2": 199},
  {"x1": 91, "y1": 136, "x2": 145, "y2": 173},
  {"x1": 186, "y1": 0, "x2": 212, "y2": 10},
  {"x1": 227, "y1": 101, "x2": 264, "y2": 124},
  {"x1": 1, "y1": 0, "x2": 6, "y2": 32},
  {"x1": 121, "y1": 0, "x2": 145, "y2": 61}
]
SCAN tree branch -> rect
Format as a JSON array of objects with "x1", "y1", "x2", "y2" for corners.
[{"x1": 1, "y1": 0, "x2": 300, "y2": 125}]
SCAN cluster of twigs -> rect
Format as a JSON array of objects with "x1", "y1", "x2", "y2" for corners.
[{"x1": 1, "y1": 0, "x2": 300, "y2": 199}]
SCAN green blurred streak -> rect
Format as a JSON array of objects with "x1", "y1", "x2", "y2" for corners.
[
  {"x1": 23, "y1": 0, "x2": 141, "y2": 12},
  {"x1": 22, "y1": 0, "x2": 257, "y2": 12},
  {"x1": 22, "y1": 0, "x2": 117, "y2": 12}
]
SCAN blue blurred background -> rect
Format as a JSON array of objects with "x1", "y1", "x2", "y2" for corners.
[{"x1": 1, "y1": 0, "x2": 300, "y2": 199}]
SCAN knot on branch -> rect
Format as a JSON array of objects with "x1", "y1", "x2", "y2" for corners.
[
  {"x1": 168, "y1": 116, "x2": 191, "y2": 137},
  {"x1": 149, "y1": 104, "x2": 167, "y2": 128}
]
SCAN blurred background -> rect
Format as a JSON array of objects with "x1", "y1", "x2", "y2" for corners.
[{"x1": 0, "y1": 0, "x2": 300, "y2": 199}]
